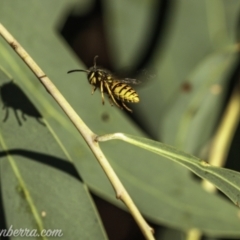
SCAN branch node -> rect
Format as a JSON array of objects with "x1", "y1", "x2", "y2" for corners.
[
  {"x1": 116, "y1": 190, "x2": 123, "y2": 199},
  {"x1": 93, "y1": 135, "x2": 99, "y2": 142},
  {"x1": 10, "y1": 41, "x2": 18, "y2": 50},
  {"x1": 39, "y1": 75, "x2": 47, "y2": 79}
]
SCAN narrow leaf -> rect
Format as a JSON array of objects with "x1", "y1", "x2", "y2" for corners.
[{"x1": 98, "y1": 133, "x2": 240, "y2": 207}]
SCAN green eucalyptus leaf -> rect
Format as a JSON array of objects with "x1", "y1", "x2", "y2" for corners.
[{"x1": 101, "y1": 133, "x2": 240, "y2": 206}]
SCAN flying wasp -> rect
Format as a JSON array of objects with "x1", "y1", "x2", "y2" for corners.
[{"x1": 67, "y1": 56, "x2": 140, "y2": 112}]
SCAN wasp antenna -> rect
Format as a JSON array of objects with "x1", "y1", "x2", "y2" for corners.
[
  {"x1": 93, "y1": 55, "x2": 99, "y2": 67},
  {"x1": 67, "y1": 69, "x2": 89, "y2": 74}
]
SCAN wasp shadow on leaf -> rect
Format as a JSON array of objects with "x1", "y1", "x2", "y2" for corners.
[{"x1": 0, "y1": 81, "x2": 45, "y2": 126}]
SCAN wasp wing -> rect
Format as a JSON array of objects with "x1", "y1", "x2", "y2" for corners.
[{"x1": 116, "y1": 78, "x2": 141, "y2": 85}]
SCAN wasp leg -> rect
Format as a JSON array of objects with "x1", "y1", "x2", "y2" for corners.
[
  {"x1": 108, "y1": 96, "x2": 114, "y2": 106},
  {"x1": 91, "y1": 86, "x2": 97, "y2": 94},
  {"x1": 104, "y1": 82, "x2": 122, "y2": 109},
  {"x1": 122, "y1": 102, "x2": 132, "y2": 112},
  {"x1": 100, "y1": 81, "x2": 105, "y2": 105}
]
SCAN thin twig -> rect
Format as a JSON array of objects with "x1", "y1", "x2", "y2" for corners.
[{"x1": 0, "y1": 23, "x2": 154, "y2": 240}]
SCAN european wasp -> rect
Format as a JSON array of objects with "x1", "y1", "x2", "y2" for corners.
[{"x1": 67, "y1": 56, "x2": 140, "y2": 112}]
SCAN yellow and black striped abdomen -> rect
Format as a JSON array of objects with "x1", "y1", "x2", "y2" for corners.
[{"x1": 110, "y1": 81, "x2": 139, "y2": 103}]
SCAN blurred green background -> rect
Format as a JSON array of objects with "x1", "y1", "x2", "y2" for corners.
[{"x1": 0, "y1": 1, "x2": 240, "y2": 239}]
